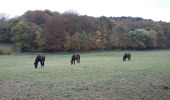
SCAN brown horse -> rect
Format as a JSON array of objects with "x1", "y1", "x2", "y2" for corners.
[
  {"x1": 71, "y1": 54, "x2": 80, "y2": 65},
  {"x1": 123, "y1": 53, "x2": 131, "y2": 61}
]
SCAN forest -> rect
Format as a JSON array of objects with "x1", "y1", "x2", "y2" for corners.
[{"x1": 0, "y1": 10, "x2": 170, "y2": 52}]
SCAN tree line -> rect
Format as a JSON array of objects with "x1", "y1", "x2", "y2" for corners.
[{"x1": 0, "y1": 10, "x2": 170, "y2": 52}]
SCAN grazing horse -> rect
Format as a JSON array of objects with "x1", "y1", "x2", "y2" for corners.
[
  {"x1": 123, "y1": 53, "x2": 131, "y2": 61},
  {"x1": 71, "y1": 54, "x2": 80, "y2": 65},
  {"x1": 34, "y1": 54, "x2": 45, "y2": 68}
]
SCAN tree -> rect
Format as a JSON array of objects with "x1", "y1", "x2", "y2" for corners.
[
  {"x1": 128, "y1": 29, "x2": 158, "y2": 49},
  {"x1": 114, "y1": 22, "x2": 130, "y2": 33},
  {"x1": 12, "y1": 21, "x2": 37, "y2": 52},
  {"x1": 79, "y1": 15, "x2": 96, "y2": 33},
  {"x1": 159, "y1": 22, "x2": 170, "y2": 48},
  {"x1": 67, "y1": 31, "x2": 90, "y2": 51},
  {"x1": 62, "y1": 10, "x2": 81, "y2": 35},
  {"x1": 98, "y1": 16, "x2": 113, "y2": 30},
  {"x1": 1, "y1": 10, "x2": 170, "y2": 52},
  {"x1": 24, "y1": 10, "x2": 51, "y2": 26},
  {"x1": 35, "y1": 28, "x2": 46, "y2": 52},
  {"x1": 44, "y1": 15, "x2": 68, "y2": 52},
  {"x1": 147, "y1": 30, "x2": 158, "y2": 48},
  {"x1": 92, "y1": 30, "x2": 108, "y2": 50},
  {"x1": 0, "y1": 13, "x2": 13, "y2": 43}
]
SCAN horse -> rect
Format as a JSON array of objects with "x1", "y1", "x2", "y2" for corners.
[
  {"x1": 123, "y1": 53, "x2": 131, "y2": 61},
  {"x1": 71, "y1": 54, "x2": 80, "y2": 65},
  {"x1": 34, "y1": 54, "x2": 45, "y2": 68}
]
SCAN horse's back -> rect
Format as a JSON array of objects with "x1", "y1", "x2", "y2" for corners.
[{"x1": 37, "y1": 54, "x2": 45, "y2": 59}]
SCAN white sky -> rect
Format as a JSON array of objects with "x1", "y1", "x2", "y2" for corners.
[{"x1": 0, "y1": 0, "x2": 170, "y2": 22}]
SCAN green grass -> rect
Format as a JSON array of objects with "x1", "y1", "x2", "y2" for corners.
[{"x1": 0, "y1": 50, "x2": 170, "y2": 100}]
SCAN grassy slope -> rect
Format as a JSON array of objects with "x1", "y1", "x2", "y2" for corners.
[{"x1": 0, "y1": 50, "x2": 170, "y2": 100}]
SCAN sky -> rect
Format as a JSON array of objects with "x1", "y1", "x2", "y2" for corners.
[{"x1": 0, "y1": 0, "x2": 170, "y2": 22}]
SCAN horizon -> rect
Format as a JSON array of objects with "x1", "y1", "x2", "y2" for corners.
[{"x1": 0, "y1": 0, "x2": 170, "y2": 22}]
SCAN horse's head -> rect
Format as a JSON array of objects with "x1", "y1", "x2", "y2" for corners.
[
  {"x1": 71, "y1": 60, "x2": 73, "y2": 65},
  {"x1": 34, "y1": 62, "x2": 38, "y2": 68}
]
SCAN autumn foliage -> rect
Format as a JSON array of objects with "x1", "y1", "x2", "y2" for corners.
[{"x1": 0, "y1": 10, "x2": 170, "y2": 52}]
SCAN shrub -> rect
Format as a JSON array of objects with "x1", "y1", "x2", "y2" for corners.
[{"x1": 0, "y1": 48, "x2": 12, "y2": 55}]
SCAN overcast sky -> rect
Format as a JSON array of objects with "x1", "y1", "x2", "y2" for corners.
[{"x1": 0, "y1": 0, "x2": 170, "y2": 22}]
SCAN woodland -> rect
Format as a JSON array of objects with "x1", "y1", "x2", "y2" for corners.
[{"x1": 0, "y1": 10, "x2": 170, "y2": 52}]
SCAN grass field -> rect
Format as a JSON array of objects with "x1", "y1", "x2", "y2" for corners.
[{"x1": 0, "y1": 50, "x2": 170, "y2": 100}]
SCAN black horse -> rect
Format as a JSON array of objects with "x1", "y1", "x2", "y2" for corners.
[
  {"x1": 123, "y1": 53, "x2": 131, "y2": 61},
  {"x1": 34, "y1": 54, "x2": 45, "y2": 68},
  {"x1": 71, "y1": 54, "x2": 80, "y2": 65}
]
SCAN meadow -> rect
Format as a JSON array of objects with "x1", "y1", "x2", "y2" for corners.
[{"x1": 0, "y1": 50, "x2": 170, "y2": 100}]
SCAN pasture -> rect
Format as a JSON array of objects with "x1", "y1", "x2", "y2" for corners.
[{"x1": 0, "y1": 50, "x2": 170, "y2": 100}]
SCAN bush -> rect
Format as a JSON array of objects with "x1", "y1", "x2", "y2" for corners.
[{"x1": 0, "y1": 49, "x2": 12, "y2": 55}]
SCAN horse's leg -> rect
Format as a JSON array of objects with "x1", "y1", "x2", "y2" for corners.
[
  {"x1": 37, "y1": 61, "x2": 39, "y2": 68},
  {"x1": 43, "y1": 58, "x2": 45, "y2": 67},
  {"x1": 128, "y1": 57, "x2": 131, "y2": 60},
  {"x1": 123, "y1": 56, "x2": 125, "y2": 61},
  {"x1": 124, "y1": 57, "x2": 127, "y2": 61},
  {"x1": 42, "y1": 60, "x2": 44, "y2": 67}
]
